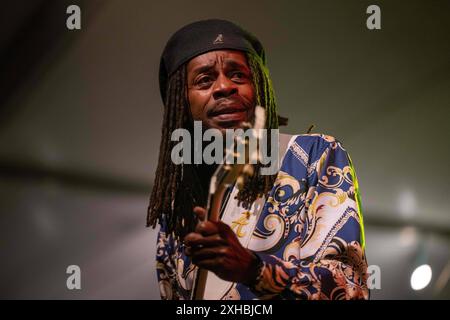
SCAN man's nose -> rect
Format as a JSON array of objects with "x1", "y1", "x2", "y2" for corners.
[{"x1": 212, "y1": 74, "x2": 238, "y2": 100}]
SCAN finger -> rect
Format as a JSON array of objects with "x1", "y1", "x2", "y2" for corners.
[
  {"x1": 193, "y1": 206, "x2": 207, "y2": 221},
  {"x1": 215, "y1": 220, "x2": 236, "y2": 237},
  {"x1": 195, "y1": 220, "x2": 220, "y2": 236},
  {"x1": 194, "y1": 258, "x2": 226, "y2": 275},
  {"x1": 191, "y1": 246, "x2": 227, "y2": 262},
  {"x1": 184, "y1": 233, "x2": 227, "y2": 248},
  {"x1": 183, "y1": 232, "x2": 201, "y2": 243}
]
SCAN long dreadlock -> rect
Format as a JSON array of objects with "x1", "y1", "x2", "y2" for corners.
[{"x1": 147, "y1": 51, "x2": 287, "y2": 240}]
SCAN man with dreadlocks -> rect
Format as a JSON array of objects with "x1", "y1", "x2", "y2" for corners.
[{"x1": 148, "y1": 19, "x2": 369, "y2": 300}]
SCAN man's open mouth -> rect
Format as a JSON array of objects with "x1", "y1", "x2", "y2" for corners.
[{"x1": 209, "y1": 104, "x2": 247, "y2": 117}]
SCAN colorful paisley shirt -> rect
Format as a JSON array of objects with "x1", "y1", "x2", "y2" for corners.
[{"x1": 156, "y1": 133, "x2": 369, "y2": 300}]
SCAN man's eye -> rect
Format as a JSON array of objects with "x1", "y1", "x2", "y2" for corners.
[
  {"x1": 197, "y1": 76, "x2": 213, "y2": 85},
  {"x1": 232, "y1": 72, "x2": 246, "y2": 79}
]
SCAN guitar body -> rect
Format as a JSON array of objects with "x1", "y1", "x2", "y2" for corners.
[{"x1": 191, "y1": 186, "x2": 266, "y2": 300}]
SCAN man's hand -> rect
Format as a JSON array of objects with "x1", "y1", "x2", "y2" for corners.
[{"x1": 184, "y1": 206, "x2": 260, "y2": 286}]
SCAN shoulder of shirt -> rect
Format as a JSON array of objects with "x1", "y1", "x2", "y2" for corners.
[
  {"x1": 291, "y1": 132, "x2": 341, "y2": 147},
  {"x1": 287, "y1": 132, "x2": 347, "y2": 160},
  {"x1": 293, "y1": 133, "x2": 338, "y2": 143}
]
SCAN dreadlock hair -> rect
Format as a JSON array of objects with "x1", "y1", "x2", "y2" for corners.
[{"x1": 147, "y1": 51, "x2": 287, "y2": 240}]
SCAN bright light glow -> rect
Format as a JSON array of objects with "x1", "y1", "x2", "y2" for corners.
[{"x1": 410, "y1": 264, "x2": 432, "y2": 290}]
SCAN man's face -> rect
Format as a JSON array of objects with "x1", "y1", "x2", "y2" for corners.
[{"x1": 186, "y1": 50, "x2": 256, "y2": 130}]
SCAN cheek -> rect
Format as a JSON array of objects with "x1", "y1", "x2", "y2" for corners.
[
  {"x1": 242, "y1": 84, "x2": 256, "y2": 104},
  {"x1": 188, "y1": 91, "x2": 209, "y2": 120}
]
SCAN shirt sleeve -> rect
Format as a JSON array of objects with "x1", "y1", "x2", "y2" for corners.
[
  {"x1": 250, "y1": 139, "x2": 369, "y2": 300},
  {"x1": 156, "y1": 222, "x2": 181, "y2": 300}
]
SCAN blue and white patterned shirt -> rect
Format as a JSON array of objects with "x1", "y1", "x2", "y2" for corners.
[{"x1": 156, "y1": 133, "x2": 369, "y2": 300}]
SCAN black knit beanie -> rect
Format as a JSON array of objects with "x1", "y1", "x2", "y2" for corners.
[{"x1": 158, "y1": 19, "x2": 266, "y2": 103}]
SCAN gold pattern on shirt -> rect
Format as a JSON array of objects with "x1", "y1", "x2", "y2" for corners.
[{"x1": 231, "y1": 211, "x2": 251, "y2": 238}]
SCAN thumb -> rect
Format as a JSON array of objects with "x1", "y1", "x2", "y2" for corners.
[{"x1": 193, "y1": 206, "x2": 207, "y2": 222}]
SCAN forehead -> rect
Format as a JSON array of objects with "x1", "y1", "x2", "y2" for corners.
[{"x1": 186, "y1": 50, "x2": 248, "y2": 73}]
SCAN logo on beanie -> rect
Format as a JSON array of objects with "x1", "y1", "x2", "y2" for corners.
[{"x1": 213, "y1": 34, "x2": 224, "y2": 44}]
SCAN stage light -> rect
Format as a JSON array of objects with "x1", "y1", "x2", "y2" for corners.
[{"x1": 410, "y1": 264, "x2": 432, "y2": 291}]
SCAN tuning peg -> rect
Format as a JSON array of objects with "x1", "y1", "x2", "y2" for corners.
[
  {"x1": 242, "y1": 122, "x2": 251, "y2": 129},
  {"x1": 243, "y1": 164, "x2": 254, "y2": 177}
]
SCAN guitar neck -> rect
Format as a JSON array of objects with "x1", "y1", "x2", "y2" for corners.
[
  {"x1": 192, "y1": 268, "x2": 209, "y2": 300},
  {"x1": 191, "y1": 179, "x2": 229, "y2": 300}
]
